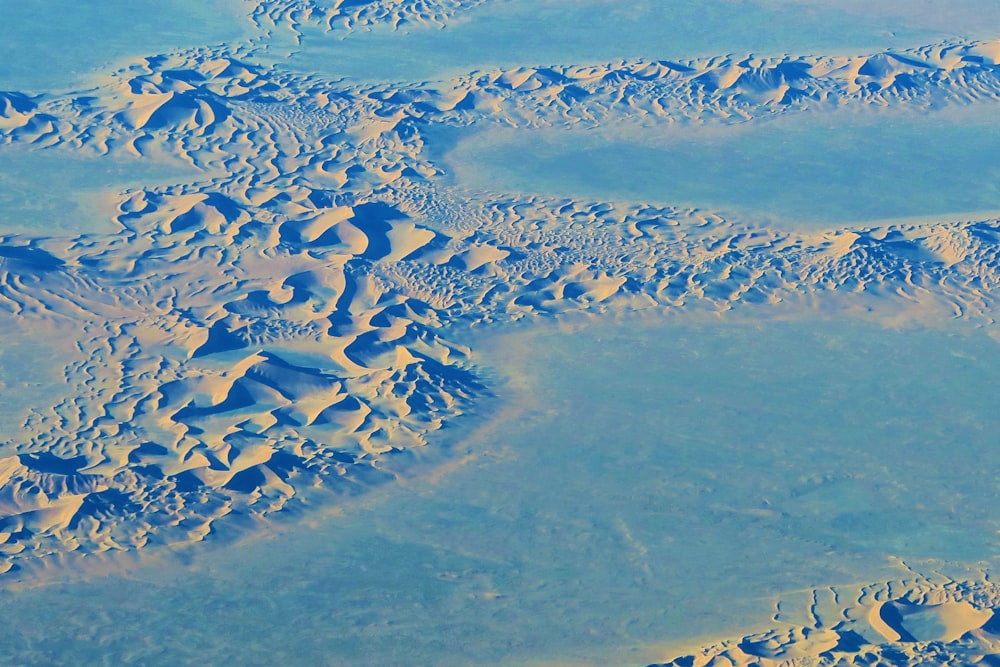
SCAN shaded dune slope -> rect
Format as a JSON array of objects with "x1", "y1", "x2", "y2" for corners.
[
  {"x1": 249, "y1": 0, "x2": 490, "y2": 33},
  {"x1": 651, "y1": 568, "x2": 1000, "y2": 667}
]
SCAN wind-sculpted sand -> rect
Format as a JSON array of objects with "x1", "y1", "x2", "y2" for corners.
[
  {"x1": 650, "y1": 565, "x2": 1000, "y2": 666},
  {"x1": 1, "y1": 0, "x2": 1000, "y2": 663},
  {"x1": 250, "y1": 0, "x2": 489, "y2": 33}
]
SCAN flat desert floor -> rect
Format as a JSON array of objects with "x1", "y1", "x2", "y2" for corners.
[{"x1": 1, "y1": 1, "x2": 1000, "y2": 665}]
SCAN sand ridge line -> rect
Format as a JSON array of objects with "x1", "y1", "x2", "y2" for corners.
[
  {"x1": 9, "y1": 38, "x2": 1000, "y2": 173},
  {"x1": 356, "y1": 37, "x2": 1000, "y2": 129}
]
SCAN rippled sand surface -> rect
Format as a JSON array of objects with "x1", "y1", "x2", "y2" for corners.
[{"x1": 1, "y1": 1, "x2": 1000, "y2": 665}]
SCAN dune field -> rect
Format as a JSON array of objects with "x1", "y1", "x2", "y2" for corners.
[{"x1": 2, "y1": 0, "x2": 1000, "y2": 665}]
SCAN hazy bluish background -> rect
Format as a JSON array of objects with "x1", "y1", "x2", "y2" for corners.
[
  {"x1": 437, "y1": 103, "x2": 1000, "y2": 229},
  {"x1": 0, "y1": 322, "x2": 66, "y2": 434},
  {"x1": 0, "y1": 149, "x2": 206, "y2": 235},
  {"x1": 0, "y1": 0, "x2": 252, "y2": 93}
]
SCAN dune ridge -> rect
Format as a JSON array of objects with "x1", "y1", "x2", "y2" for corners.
[
  {"x1": 364, "y1": 38, "x2": 1000, "y2": 127},
  {"x1": 248, "y1": 0, "x2": 490, "y2": 35},
  {"x1": 649, "y1": 565, "x2": 1000, "y2": 666},
  {"x1": 0, "y1": 8, "x2": 998, "y2": 597}
]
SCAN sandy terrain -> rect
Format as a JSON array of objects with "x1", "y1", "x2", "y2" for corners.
[
  {"x1": 1, "y1": 0, "x2": 1000, "y2": 664},
  {"x1": 651, "y1": 571, "x2": 1000, "y2": 666}
]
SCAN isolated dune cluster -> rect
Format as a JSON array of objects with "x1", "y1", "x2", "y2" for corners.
[
  {"x1": 2, "y1": 0, "x2": 1000, "y2": 664},
  {"x1": 652, "y1": 568, "x2": 1000, "y2": 666}
]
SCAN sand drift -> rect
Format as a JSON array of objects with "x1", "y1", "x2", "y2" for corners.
[{"x1": 2, "y1": 0, "x2": 1000, "y2": 665}]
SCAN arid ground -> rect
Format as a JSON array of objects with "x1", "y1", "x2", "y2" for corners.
[{"x1": 1, "y1": 1, "x2": 1000, "y2": 665}]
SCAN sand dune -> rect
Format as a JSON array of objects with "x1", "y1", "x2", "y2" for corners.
[
  {"x1": 356, "y1": 38, "x2": 1000, "y2": 129},
  {"x1": 0, "y1": 2, "x2": 999, "y2": 665},
  {"x1": 0, "y1": 92, "x2": 35, "y2": 131},
  {"x1": 0, "y1": 9, "x2": 997, "y2": 656},
  {"x1": 249, "y1": 0, "x2": 489, "y2": 33},
  {"x1": 650, "y1": 569, "x2": 1000, "y2": 666}
]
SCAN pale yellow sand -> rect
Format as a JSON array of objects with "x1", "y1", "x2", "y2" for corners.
[{"x1": 647, "y1": 563, "x2": 1000, "y2": 666}]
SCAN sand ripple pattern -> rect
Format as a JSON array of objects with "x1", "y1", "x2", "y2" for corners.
[
  {"x1": 249, "y1": 0, "x2": 489, "y2": 33},
  {"x1": 0, "y1": 1, "x2": 998, "y2": 614},
  {"x1": 650, "y1": 566, "x2": 1000, "y2": 666}
]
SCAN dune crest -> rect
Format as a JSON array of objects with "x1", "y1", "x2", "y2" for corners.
[
  {"x1": 650, "y1": 569, "x2": 1000, "y2": 667},
  {"x1": 248, "y1": 0, "x2": 489, "y2": 34}
]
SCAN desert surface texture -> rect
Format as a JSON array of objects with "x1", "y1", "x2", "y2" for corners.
[{"x1": 2, "y1": 1, "x2": 1000, "y2": 665}]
